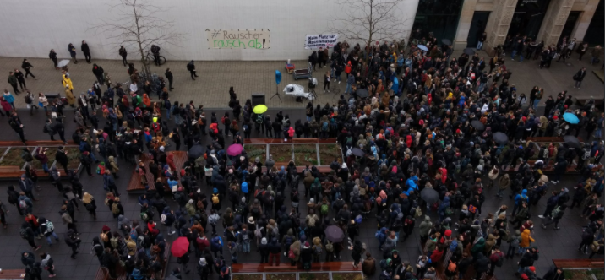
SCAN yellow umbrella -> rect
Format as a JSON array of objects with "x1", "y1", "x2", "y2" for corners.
[{"x1": 253, "y1": 105, "x2": 268, "y2": 114}]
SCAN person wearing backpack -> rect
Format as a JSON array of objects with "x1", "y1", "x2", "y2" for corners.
[
  {"x1": 39, "y1": 217, "x2": 59, "y2": 246},
  {"x1": 541, "y1": 204, "x2": 566, "y2": 230},
  {"x1": 111, "y1": 198, "x2": 123, "y2": 219},
  {"x1": 20, "y1": 222, "x2": 41, "y2": 251},
  {"x1": 18, "y1": 192, "x2": 33, "y2": 215},
  {"x1": 211, "y1": 188, "x2": 222, "y2": 211},
  {"x1": 488, "y1": 246, "x2": 505, "y2": 275}
]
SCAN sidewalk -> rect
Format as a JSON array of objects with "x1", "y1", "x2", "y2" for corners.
[{"x1": 0, "y1": 53, "x2": 601, "y2": 110}]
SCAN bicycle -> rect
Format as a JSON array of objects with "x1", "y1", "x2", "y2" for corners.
[{"x1": 145, "y1": 51, "x2": 166, "y2": 66}]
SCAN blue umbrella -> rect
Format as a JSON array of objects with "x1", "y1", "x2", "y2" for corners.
[
  {"x1": 563, "y1": 112, "x2": 580, "y2": 124},
  {"x1": 417, "y1": 45, "x2": 428, "y2": 51}
]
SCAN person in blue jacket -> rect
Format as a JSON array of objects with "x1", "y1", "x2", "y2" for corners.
[{"x1": 512, "y1": 189, "x2": 529, "y2": 216}]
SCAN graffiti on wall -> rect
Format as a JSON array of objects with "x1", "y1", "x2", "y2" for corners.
[{"x1": 206, "y1": 29, "x2": 270, "y2": 49}]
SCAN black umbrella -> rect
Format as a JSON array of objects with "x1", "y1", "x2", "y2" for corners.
[
  {"x1": 564, "y1": 135, "x2": 581, "y2": 148},
  {"x1": 441, "y1": 39, "x2": 451, "y2": 45},
  {"x1": 356, "y1": 89, "x2": 369, "y2": 98},
  {"x1": 464, "y1": 48, "x2": 475, "y2": 56},
  {"x1": 351, "y1": 148, "x2": 364, "y2": 157},
  {"x1": 188, "y1": 143, "x2": 204, "y2": 159},
  {"x1": 493, "y1": 132, "x2": 509, "y2": 144},
  {"x1": 471, "y1": 120, "x2": 485, "y2": 130},
  {"x1": 421, "y1": 188, "x2": 439, "y2": 205},
  {"x1": 324, "y1": 225, "x2": 345, "y2": 242}
]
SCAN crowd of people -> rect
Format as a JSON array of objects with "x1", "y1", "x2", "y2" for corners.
[{"x1": 2, "y1": 31, "x2": 604, "y2": 280}]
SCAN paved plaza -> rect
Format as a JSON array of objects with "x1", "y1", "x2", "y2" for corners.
[{"x1": 0, "y1": 50, "x2": 601, "y2": 110}]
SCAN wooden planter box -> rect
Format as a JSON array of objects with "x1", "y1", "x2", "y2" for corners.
[
  {"x1": 243, "y1": 138, "x2": 343, "y2": 169},
  {"x1": 0, "y1": 146, "x2": 81, "y2": 177}
]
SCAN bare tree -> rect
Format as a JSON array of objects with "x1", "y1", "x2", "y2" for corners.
[
  {"x1": 331, "y1": 0, "x2": 411, "y2": 48},
  {"x1": 90, "y1": 0, "x2": 184, "y2": 80}
]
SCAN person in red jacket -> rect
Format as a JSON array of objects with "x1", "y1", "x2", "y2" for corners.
[
  {"x1": 345, "y1": 61, "x2": 352, "y2": 75},
  {"x1": 430, "y1": 246, "x2": 444, "y2": 264},
  {"x1": 196, "y1": 234, "x2": 210, "y2": 257},
  {"x1": 147, "y1": 220, "x2": 160, "y2": 237}
]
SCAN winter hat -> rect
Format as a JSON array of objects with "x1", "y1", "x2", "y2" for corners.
[
  {"x1": 553, "y1": 116, "x2": 559, "y2": 120},
  {"x1": 248, "y1": 216, "x2": 255, "y2": 224},
  {"x1": 102, "y1": 225, "x2": 111, "y2": 231},
  {"x1": 261, "y1": 237, "x2": 268, "y2": 245},
  {"x1": 529, "y1": 267, "x2": 536, "y2": 272},
  {"x1": 455, "y1": 129, "x2": 461, "y2": 134},
  {"x1": 188, "y1": 199, "x2": 194, "y2": 204},
  {"x1": 444, "y1": 230, "x2": 452, "y2": 237},
  {"x1": 521, "y1": 274, "x2": 529, "y2": 280},
  {"x1": 213, "y1": 188, "x2": 218, "y2": 193},
  {"x1": 199, "y1": 258, "x2": 206, "y2": 266}
]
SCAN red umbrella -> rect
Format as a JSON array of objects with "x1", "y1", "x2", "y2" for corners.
[{"x1": 171, "y1": 236, "x2": 189, "y2": 257}]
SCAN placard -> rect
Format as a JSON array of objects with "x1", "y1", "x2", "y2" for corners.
[
  {"x1": 206, "y1": 29, "x2": 270, "y2": 49},
  {"x1": 304, "y1": 34, "x2": 339, "y2": 50}
]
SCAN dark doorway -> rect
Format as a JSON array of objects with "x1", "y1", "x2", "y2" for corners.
[
  {"x1": 584, "y1": 0, "x2": 604, "y2": 46},
  {"x1": 561, "y1": 12, "x2": 581, "y2": 41},
  {"x1": 508, "y1": 0, "x2": 552, "y2": 39},
  {"x1": 411, "y1": 0, "x2": 464, "y2": 43},
  {"x1": 467, "y1": 12, "x2": 491, "y2": 47}
]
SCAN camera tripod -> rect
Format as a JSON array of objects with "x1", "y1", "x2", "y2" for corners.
[{"x1": 270, "y1": 83, "x2": 281, "y2": 101}]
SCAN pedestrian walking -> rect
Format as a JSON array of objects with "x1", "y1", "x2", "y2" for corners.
[
  {"x1": 187, "y1": 61, "x2": 198, "y2": 80},
  {"x1": 49, "y1": 49, "x2": 58, "y2": 68},
  {"x1": 40, "y1": 253, "x2": 56, "y2": 278},
  {"x1": 92, "y1": 64, "x2": 105, "y2": 84},
  {"x1": 0, "y1": 200, "x2": 8, "y2": 229},
  {"x1": 79, "y1": 151, "x2": 94, "y2": 177},
  {"x1": 8, "y1": 71, "x2": 20, "y2": 94},
  {"x1": 21, "y1": 251, "x2": 36, "y2": 268},
  {"x1": 65, "y1": 229, "x2": 81, "y2": 259},
  {"x1": 81, "y1": 40, "x2": 91, "y2": 63},
  {"x1": 68, "y1": 43, "x2": 77, "y2": 64},
  {"x1": 165, "y1": 68, "x2": 174, "y2": 91},
  {"x1": 119, "y1": 46, "x2": 128, "y2": 66},
  {"x1": 39, "y1": 218, "x2": 60, "y2": 247},
  {"x1": 573, "y1": 67, "x2": 587, "y2": 89},
  {"x1": 21, "y1": 59, "x2": 36, "y2": 79},
  {"x1": 20, "y1": 222, "x2": 41, "y2": 251}
]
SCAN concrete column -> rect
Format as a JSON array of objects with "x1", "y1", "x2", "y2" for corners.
[
  {"x1": 570, "y1": 0, "x2": 601, "y2": 41},
  {"x1": 484, "y1": 0, "x2": 519, "y2": 52},
  {"x1": 537, "y1": 0, "x2": 576, "y2": 47},
  {"x1": 453, "y1": 0, "x2": 479, "y2": 50}
]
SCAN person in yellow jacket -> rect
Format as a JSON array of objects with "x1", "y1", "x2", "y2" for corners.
[
  {"x1": 62, "y1": 73, "x2": 75, "y2": 107},
  {"x1": 519, "y1": 229, "x2": 535, "y2": 249}
]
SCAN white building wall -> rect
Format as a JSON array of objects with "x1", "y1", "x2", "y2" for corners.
[{"x1": 0, "y1": 0, "x2": 419, "y2": 61}]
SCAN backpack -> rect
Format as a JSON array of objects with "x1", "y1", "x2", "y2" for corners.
[
  {"x1": 19, "y1": 200, "x2": 27, "y2": 210},
  {"x1": 325, "y1": 241, "x2": 334, "y2": 252},
  {"x1": 19, "y1": 227, "x2": 29, "y2": 239},
  {"x1": 212, "y1": 194, "x2": 220, "y2": 204},
  {"x1": 112, "y1": 203, "x2": 120, "y2": 214},
  {"x1": 140, "y1": 211, "x2": 149, "y2": 221},
  {"x1": 495, "y1": 252, "x2": 505, "y2": 267},
  {"x1": 551, "y1": 206, "x2": 561, "y2": 218},
  {"x1": 322, "y1": 122, "x2": 329, "y2": 132},
  {"x1": 96, "y1": 164, "x2": 105, "y2": 175},
  {"x1": 46, "y1": 221, "x2": 54, "y2": 233},
  {"x1": 468, "y1": 205, "x2": 477, "y2": 214},
  {"x1": 320, "y1": 204, "x2": 329, "y2": 215},
  {"x1": 111, "y1": 236, "x2": 118, "y2": 248},
  {"x1": 285, "y1": 236, "x2": 293, "y2": 247},
  {"x1": 221, "y1": 116, "x2": 226, "y2": 124}
]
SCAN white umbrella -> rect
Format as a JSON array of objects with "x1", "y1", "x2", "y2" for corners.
[{"x1": 57, "y1": 60, "x2": 70, "y2": 68}]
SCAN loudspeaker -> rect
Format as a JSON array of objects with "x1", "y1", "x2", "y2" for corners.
[{"x1": 275, "y1": 70, "x2": 281, "y2": 85}]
